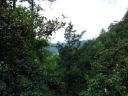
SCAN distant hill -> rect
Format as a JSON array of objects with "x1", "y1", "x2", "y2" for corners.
[
  {"x1": 48, "y1": 40, "x2": 86, "y2": 53},
  {"x1": 47, "y1": 44, "x2": 58, "y2": 53}
]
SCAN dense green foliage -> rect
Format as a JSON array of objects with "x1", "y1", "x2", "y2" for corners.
[
  {"x1": 0, "y1": 1, "x2": 64, "y2": 95},
  {"x1": 1, "y1": 0, "x2": 128, "y2": 96},
  {"x1": 79, "y1": 13, "x2": 128, "y2": 96}
]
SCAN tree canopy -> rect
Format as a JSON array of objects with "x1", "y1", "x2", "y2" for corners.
[{"x1": 1, "y1": 0, "x2": 128, "y2": 96}]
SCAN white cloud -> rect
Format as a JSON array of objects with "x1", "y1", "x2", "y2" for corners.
[
  {"x1": 102, "y1": 0, "x2": 117, "y2": 4},
  {"x1": 38, "y1": 0, "x2": 128, "y2": 42}
]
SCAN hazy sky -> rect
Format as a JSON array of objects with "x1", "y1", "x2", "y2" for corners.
[{"x1": 36, "y1": 0, "x2": 128, "y2": 42}]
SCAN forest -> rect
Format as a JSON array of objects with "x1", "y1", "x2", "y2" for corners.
[{"x1": 0, "y1": 0, "x2": 128, "y2": 96}]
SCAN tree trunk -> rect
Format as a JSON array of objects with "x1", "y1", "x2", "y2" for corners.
[{"x1": 13, "y1": 0, "x2": 17, "y2": 8}]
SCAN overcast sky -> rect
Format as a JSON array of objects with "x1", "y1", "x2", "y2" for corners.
[{"x1": 36, "y1": 0, "x2": 128, "y2": 43}]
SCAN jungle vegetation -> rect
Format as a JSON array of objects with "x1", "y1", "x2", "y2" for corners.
[{"x1": 0, "y1": 0, "x2": 128, "y2": 96}]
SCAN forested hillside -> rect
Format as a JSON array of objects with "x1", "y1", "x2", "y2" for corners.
[{"x1": 0, "y1": 0, "x2": 128, "y2": 96}]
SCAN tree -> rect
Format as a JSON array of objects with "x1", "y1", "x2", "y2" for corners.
[
  {"x1": 0, "y1": 2, "x2": 65, "y2": 95},
  {"x1": 80, "y1": 10, "x2": 128, "y2": 96},
  {"x1": 57, "y1": 22, "x2": 85, "y2": 96}
]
